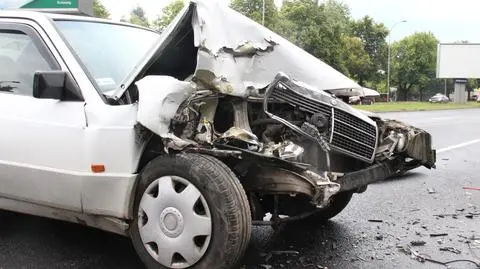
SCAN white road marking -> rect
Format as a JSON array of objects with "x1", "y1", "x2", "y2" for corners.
[{"x1": 437, "y1": 139, "x2": 480, "y2": 153}]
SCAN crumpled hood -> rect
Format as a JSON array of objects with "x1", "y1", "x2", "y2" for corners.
[
  {"x1": 190, "y1": 0, "x2": 360, "y2": 96},
  {"x1": 122, "y1": 0, "x2": 359, "y2": 99}
]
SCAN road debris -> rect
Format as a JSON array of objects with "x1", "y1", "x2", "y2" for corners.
[
  {"x1": 430, "y1": 233, "x2": 449, "y2": 237},
  {"x1": 375, "y1": 234, "x2": 384, "y2": 240},
  {"x1": 427, "y1": 188, "x2": 437, "y2": 194},
  {"x1": 410, "y1": 240, "x2": 426, "y2": 246},
  {"x1": 439, "y1": 247, "x2": 462, "y2": 254},
  {"x1": 356, "y1": 255, "x2": 367, "y2": 262},
  {"x1": 270, "y1": 250, "x2": 300, "y2": 255},
  {"x1": 409, "y1": 220, "x2": 420, "y2": 225},
  {"x1": 368, "y1": 219, "x2": 384, "y2": 223},
  {"x1": 434, "y1": 212, "x2": 480, "y2": 218},
  {"x1": 463, "y1": 186, "x2": 480, "y2": 191},
  {"x1": 397, "y1": 244, "x2": 480, "y2": 268}
]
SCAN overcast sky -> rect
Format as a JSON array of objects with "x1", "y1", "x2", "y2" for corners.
[{"x1": 2, "y1": 0, "x2": 478, "y2": 43}]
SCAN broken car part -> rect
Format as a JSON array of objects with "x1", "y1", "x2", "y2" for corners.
[{"x1": 130, "y1": 0, "x2": 436, "y2": 229}]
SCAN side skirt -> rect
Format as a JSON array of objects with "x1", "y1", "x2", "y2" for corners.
[{"x1": 0, "y1": 196, "x2": 129, "y2": 236}]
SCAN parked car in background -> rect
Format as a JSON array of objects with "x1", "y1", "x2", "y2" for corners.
[{"x1": 429, "y1": 93, "x2": 450, "y2": 103}]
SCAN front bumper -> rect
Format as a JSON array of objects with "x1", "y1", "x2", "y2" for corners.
[{"x1": 337, "y1": 151, "x2": 435, "y2": 192}]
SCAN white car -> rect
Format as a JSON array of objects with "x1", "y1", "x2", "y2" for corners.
[
  {"x1": 429, "y1": 93, "x2": 450, "y2": 103},
  {"x1": 0, "y1": 2, "x2": 436, "y2": 269}
]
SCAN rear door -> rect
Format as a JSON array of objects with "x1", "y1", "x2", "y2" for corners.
[{"x1": 0, "y1": 21, "x2": 86, "y2": 211}]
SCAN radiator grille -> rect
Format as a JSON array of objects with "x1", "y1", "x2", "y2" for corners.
[{"x1": 268, "y1": 83, "x2": 377, "y2": 162}]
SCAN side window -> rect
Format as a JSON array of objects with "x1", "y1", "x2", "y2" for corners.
[{"x1": 0, "y1": 28, "x2": 56, "y2": 96}]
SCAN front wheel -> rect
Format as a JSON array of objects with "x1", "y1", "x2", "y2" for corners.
[{"x1": 130, "y1": 154, "x2": 252, "y2": 269}]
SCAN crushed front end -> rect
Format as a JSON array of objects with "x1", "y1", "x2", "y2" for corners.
[
  {"x1": 136, "y1": 72, "x2": 435, "y2": 225},
  {"x1": 132, "y1": 0, "x2": 436, "y2": 225}
]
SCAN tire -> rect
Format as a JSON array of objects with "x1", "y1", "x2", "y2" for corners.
[
  {"x1": 130, "y1": 153, "x2": 252, "y2": 269},
  {"x1": 303, "y1": 191, "x2": 353, "y2": 223}
]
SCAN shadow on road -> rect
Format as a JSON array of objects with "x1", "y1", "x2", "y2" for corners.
[
  {"x1": 373, "y1": 171, "x2": 426, "y2": 185},
  {"x1": 242, "y1": 220, "x2": 353, "y2": 268},
  {"x1": 0, "y1": 210, "x2": 143, "y2": 269}
]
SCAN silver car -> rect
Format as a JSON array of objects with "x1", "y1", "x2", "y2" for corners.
[{"x1": 0, "y1": 1, "x2": 436, "y2": 268}]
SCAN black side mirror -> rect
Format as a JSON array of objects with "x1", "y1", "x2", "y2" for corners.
[{"x1": 33, "y1": 71, "x2": 84, "y2": 101}]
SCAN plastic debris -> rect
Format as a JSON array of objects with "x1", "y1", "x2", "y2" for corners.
[
  {"x1": 430, "y1": 233, "x2": 448, "y2": 237},
  {"x1": 427, "y1": 188, "x2": 437, "y2": 194},
  {"x1": 410, "y1": 240, "x2": 426, "y2": 246},
  {"x1": 439, "y1": 247, "x2": 462, "y2": 254},
  {"x1": 463, "y1": 186, "x2": 480, "y2": 191}
]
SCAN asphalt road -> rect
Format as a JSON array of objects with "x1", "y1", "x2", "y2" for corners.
[{"x1": 1, "y1": 109, "x2": 479, "y2": 269}]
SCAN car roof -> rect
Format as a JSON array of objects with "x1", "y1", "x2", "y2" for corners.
[{"x1": 0, "y1": 9, "x2": 155, "y2": 33}]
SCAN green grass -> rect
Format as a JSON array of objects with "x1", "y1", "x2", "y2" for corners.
[{"x1": 353, "y1": 101, "x2": 480, "y2": 113}]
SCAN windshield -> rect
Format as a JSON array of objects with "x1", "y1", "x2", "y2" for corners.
[{"x1": 55, "y1": 20, "x2": 160, "y2": 94}]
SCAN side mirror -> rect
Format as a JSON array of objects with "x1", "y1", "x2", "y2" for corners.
[{"x1": 33, "y1": 71, "x2": 84, "y2": 101}]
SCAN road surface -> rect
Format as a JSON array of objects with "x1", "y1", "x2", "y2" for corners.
[{"x1": 0, "y1": 109, "x2": 479, "y2": 269}]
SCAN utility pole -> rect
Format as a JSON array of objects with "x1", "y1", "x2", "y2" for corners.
[{"x1": 387, "y1": 20, "x2": 406, "y2": 102}]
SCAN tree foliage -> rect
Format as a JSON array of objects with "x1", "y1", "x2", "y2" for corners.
[
  {"x1": 153, "y1": 0, "x2": 185, "y2": 32},
  {"x1": 93, "y1": 0, "x2": 110, "y2": 19},
  {"x1": 274, "y1": 0, "x2": 350, "y2": 72},
  {"x1": 341, "y1": 36, "x2": 373, "y2": 86},
  {"x1": 350, "y1": 16, "x2": 388, "y2": 87},
  {"x1": 129, "y1": 6, "x2": 150, "y2": 28},
  {"x1": 391, "y1": 32, "x2": 438, "y2": 100},
  {"x1": 230, "y1": 0, "x2": 278, "y2": 29}
]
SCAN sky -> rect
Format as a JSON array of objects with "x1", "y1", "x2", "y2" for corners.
[
  {"x1": 99, "y1": 0, "x2": 480, "y2": 43},
  {"x1": 2, "y1": 0, "x2": 479, "y2": 43}
]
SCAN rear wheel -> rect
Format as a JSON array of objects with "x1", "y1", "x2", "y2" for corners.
[{"x1": 130, "y1": 154, "x2": 251, "y2": 269}]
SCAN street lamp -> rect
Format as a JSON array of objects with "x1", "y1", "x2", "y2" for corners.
[
  {"x1": 262, "y1": 0, "x2": 265, "y2": 25},
  {"x1": 387, "y1": 20, "x2": 406, "y2": 102}
]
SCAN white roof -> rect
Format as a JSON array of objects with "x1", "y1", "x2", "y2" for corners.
[{"x1": 0, "y1": 10, "x2": 153, "y2": 32}]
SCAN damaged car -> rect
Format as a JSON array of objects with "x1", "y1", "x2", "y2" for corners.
[{"x1": 0, "y1": 1, "x2": 435, "y2": 269}]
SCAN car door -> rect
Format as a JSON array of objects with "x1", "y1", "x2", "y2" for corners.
[{"x1": 0, "y1": 22, "x2": 86, "y2": 211}]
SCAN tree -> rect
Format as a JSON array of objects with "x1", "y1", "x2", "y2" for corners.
[
  {"x1": 350, "y1": 16, "x2": 388, "y2": 87},
  {"x1": 153, "y1": 0, "x2": 185, "y2": 32},
  {"x1": 391, "y1": 32, "x2": 438, "y2": 101},
  {"x1": 275, "y1": 0, "x2": 350, "y2": 72},
  {"x1": 230, "y1": 0, "x2": 278, "y2": 29},
  {"x1": 341, "y1": 36, "x2": 373, "y2": 86},
  {"x1": 93, "y1": 0, "x2": 110, "y2": 19},
  {"x1": 129, "y1": 6, "x2": 150, "y2": 28}
]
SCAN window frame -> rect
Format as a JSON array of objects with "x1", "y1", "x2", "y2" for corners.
[
  {"x1": 0, "y1": 22, "x2": 60, "y2": 69},
  {"x1": 0, "y1": 22, "x2": 61, "y2": 96}
]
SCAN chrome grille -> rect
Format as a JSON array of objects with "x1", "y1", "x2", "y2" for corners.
[
  {"x1": 331, "y1": 108, "x2": 377, "y2": 161},
  {"x1": 267, "y1": 80, "x2": 377, "y2": 162},
  {"x1": 269, "y1": 85, "x2": 332, "y2": 117}
]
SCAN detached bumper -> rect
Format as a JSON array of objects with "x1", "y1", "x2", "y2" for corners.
[{"x1": 337, "y1": 150, "x2": 436, "y2": 192}]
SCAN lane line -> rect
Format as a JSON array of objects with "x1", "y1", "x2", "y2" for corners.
[{"x1": 437, "y1": 139, "x2": 480, "y2": 154}]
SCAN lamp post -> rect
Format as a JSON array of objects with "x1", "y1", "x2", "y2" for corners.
[{"x1": 387, "y1": 20, "x2": 406, "y2": 102}]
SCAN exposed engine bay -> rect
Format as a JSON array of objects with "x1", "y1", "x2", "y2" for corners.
[{"x1": 120, "y1": 1, "x2": 436, "y2": 224}]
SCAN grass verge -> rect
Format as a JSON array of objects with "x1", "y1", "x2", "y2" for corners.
[{"x1": 354, "y1": 102, "x2": 480, "y2": 113}]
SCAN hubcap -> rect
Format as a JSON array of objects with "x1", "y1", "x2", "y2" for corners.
[
  {"x1": 138, "y1": 176, "x2": 212, "y2": 268},
  {"x1": 160, "y1": 207, "x2": 184, "y2": 238}
]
